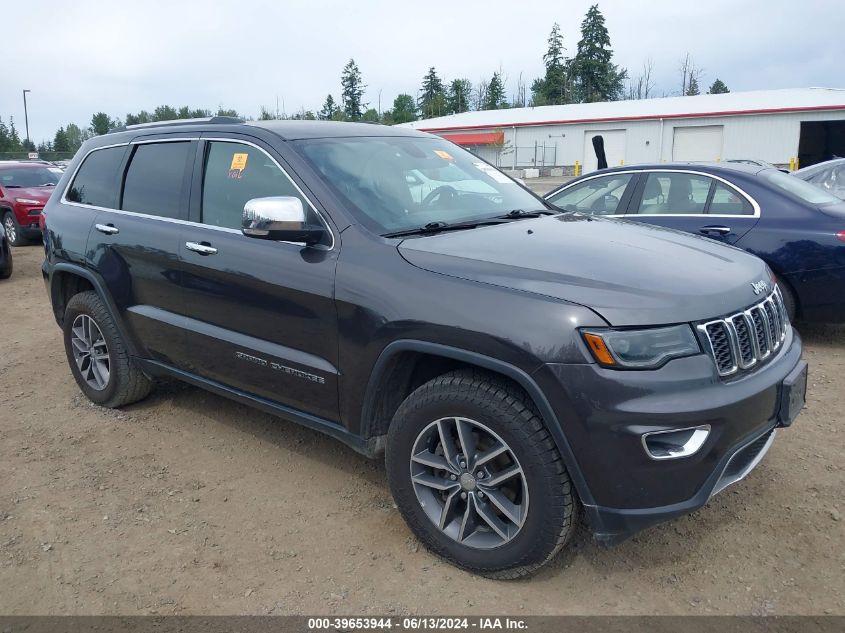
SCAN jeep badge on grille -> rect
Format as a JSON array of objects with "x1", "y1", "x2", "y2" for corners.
[{"x1": 751, "y1": 280, "x2": 769, "y2": 295}]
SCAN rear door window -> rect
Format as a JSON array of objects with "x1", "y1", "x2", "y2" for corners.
[
  {"x1": 66, "y1": 146, "x2": 127, "y2": 208},
  {"x1": 708, "y1": 182, "x2": 754, "y2": 215},
  {"x1": 634, "y1": 173, "x2": 712, "y2": 215},
  {"x1": 121, "y1": 142, "x2": 192, "y2": 218},
  {"x1": 548, "y1": 173, "x2": 634, "y2": 215}
]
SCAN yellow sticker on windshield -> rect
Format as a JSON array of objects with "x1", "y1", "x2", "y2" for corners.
[
  {"x1": 434, "y1": 150, "x2": 454, "y2": 160},
  {"x1": 230, "y1": 153, "x2": 249, "y2": 171}
]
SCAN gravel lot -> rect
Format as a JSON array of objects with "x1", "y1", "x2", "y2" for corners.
[{"x1": 1, "y1": 245, "x2": 843, "y2": 616}]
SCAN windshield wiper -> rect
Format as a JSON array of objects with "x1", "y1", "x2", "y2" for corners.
[
  {"x1": 40, "y1": 182, "x2": 56, "y2": 187},
  {"x1": 4, "y1": 185, "x2": 22, "y2": 188},
  {"x1": 383, "y1": 218, "x2": 508, "y2": 238},
  {"x1": 498, "y1": 209, "x2": 558, "y2": 219}
]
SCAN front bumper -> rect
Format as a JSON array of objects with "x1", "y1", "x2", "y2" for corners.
[{"x1": 533, "y1": 327, "x2": 805, "y2": 543}]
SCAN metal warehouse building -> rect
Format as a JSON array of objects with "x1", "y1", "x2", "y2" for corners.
[{"x1": 400, "y1": 87, "x2": 845, "y2": 174}]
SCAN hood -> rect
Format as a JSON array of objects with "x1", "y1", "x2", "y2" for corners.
[
  {"x1": 398, "y1": 214, "x2": 771, "y2": 326},
  {"x1": 7, "y1": 186, "x2": 53, "y2": 203}
]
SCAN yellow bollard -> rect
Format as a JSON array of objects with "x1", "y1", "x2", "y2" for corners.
[
  {"x1": 620, "y1": 159, "x2": 624, "y2": 166},
  {"x1": 789, "y1": 157, "x2": 795, "y2": 171},
  {"x1": 574, "y1": 160, "x2": 580, "y2": 176}
]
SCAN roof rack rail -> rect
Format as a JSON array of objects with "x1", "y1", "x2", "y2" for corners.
[{"x1": 109, "y1": 116, "x2": 244, "y2": 134}]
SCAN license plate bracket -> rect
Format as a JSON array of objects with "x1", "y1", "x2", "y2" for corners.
[{"x1": 778, "y1": 361, "x2": 808, "y2": 427}]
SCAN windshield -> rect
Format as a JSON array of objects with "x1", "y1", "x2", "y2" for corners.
[
  {"x1": 762, "y1": 169, "x2": 840, "y2": 206},
  {"x1": 0, "y1": 166, "x2": 61, "y2": 188},
  {"x1": 293, "y1": 136, "x2": 548, "y2": 234}
]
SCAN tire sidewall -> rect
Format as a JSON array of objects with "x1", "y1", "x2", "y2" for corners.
[
  {"x1": 386, "y1": 381, "x2": 570, "y2": 575},
  {"x1": 62, "y1": 294, "x2": 120, "y2": 405}
]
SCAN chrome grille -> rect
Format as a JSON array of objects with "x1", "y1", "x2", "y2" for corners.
[{"x1": 698, "y1": 288, "x2": 789, "y2": 377}]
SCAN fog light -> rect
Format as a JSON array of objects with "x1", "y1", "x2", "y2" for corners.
[{"x1": 642, "y1": 425, "x2": 710, "y2": 460}]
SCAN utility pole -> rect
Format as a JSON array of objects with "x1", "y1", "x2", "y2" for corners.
[{"x1": 22, "y1": 89, "x2": 31, "y2": 149}]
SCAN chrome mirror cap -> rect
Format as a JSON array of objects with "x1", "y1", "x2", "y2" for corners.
[{"x1": 242, "y1": 196, "x2": 306, "y2": 237}]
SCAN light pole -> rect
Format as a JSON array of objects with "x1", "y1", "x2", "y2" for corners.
[{"x1": 22, "y1": 89, "x2": 31, "y2": 150}]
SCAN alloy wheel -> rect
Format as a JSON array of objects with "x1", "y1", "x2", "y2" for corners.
[
  {"x1": 409, "y1": 417, "x2": 529, "y2": 549},
  {"x1": 70, "y1": 314, "x2": 111, "y2": 390},
  {"x1": 3, "y1": 216, "x2": 15, "y2": 244}
]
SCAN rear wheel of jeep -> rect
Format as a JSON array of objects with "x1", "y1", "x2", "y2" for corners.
[
  {"x1": 386, "y1": 370, "x2": 577, "y2": 579},
  {"x1": 62, "y1": 291, "x2": 152, "y2": 408}
]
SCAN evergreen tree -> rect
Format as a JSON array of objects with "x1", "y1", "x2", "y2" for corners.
[
  {"x1": 125, "y1": 111, "x2": 152, "y2": 126},
  {"x1": 341, "y1": 59, "x2": 366, "y2": 121},
  {"x1": 53, "y1": 127, "x2": 71, "y2": 153},
  {"x1": 90, "y1": 112, "x2": 116, "y2": 136},
  {"x1": 485, "y1": 72, "x2": 508, "y2": 110},
  {"x1": 572, "y1": 5, "x2": 627, "y2": 102},
  {"x1": 391, "y1": 94, "x2": 417, "y2": 124},
  {"x1": 65, "y1": 124, "x2": 85, "y2": 152},
  {"x1": 361, "y1": 108, "x2": 380, "y2": 122},
  {"x1": 319, "y1": 95, "x2": 340, "y2": 120},
  {"x1": 447, "y1": 79, "x2": 473, "y2": 114},
  {"x1": 708, "y1": 78, "x2": 730, "y2": 94},
  {"x1": 686, "y1": 76, "x2": 700, "y2": 96},
  {"x1": 418, "y1": 67, "x2": 446, "y2": 118},
  {"x1": 0, "y1": 117, "x2": 12, "y2": 153},
  {"x1": 532, "y1": 23, "x2": 572, "y2": 106}
]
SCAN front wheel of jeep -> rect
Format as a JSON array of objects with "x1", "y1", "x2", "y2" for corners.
[{"x1": 385, "y1": 370, "x2": 577, "y2": 579}]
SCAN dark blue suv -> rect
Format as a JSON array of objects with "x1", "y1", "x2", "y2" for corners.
[{"x1": 43, "y1": 118, "x2": 807, "y2": 578}]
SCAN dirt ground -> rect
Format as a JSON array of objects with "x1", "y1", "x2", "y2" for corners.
[{"x1": 1, "y1": 245, "x2": 843, "y2": 616}]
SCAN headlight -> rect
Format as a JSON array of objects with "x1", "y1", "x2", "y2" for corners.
[
  {"x1": 15, "y1": 198, "x2": 41, "y2": 205},
  {"x1": 581, "y1": 325, "x2": 700, "y2": 369}
]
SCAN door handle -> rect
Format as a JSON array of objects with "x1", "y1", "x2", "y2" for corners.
[
  {"x1": 698, "y1": 225, "x2": 731, "y2": 236},
  {"x1": 95, "y1": 223, "x2": 119, "y2": 235},
  {"x1": 185, "y1": 241, "x2": 218, "y2": 255}
]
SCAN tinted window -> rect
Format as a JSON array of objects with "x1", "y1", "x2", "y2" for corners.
[
  {"x1": 66, "y1": 146, "x2": 126, "y2": 208},
  {"x1": 709, "y1": 182, "x2": 753, "y2": 215},
  {"x1": 201, "y1": 141, "x2": 317, "y2": 231},
  {"x1": 762, "y1": 169, "x2": 840, "y2": 205},
  {"x1": 121, "y1": 142, "x2": 191, "y2": 218},
  {"x1": 548, "y1": 174, "x2": 633, "y2": 215},
  {"x1": 635, "y1": 173, "x2": 711, "y2": 215}
]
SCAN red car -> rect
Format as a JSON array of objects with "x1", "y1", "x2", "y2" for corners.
[{"x1": 0, "y1": 161, "x2": 62, "y2": 246}]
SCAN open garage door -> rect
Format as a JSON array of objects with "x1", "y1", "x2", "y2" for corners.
[
  {"x1": 672, "y1": 125, "x2": 724, "y2": 161},
  {"x1": 798, "y1": 120, "x2": 845, "y2": 168},
  {"x1": 584, "y1": 129, "x2": 626, "y2": 172}
]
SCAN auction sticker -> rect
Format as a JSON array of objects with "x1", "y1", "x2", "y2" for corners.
[{"x1": 230, "y1": 152, "x2": 249, "y2": 171}]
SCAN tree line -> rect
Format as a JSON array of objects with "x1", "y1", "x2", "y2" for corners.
[{"x1": 3, "y1": 4, "x2": 731, "y2": 157}]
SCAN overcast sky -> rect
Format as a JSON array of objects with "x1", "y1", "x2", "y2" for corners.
[{"x1": 3, "y1": 0, "x2": 842, "y2": 144}]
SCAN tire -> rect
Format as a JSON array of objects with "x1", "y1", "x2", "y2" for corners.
[
  {"x1": 3, "y1": 211, "x2": 26, "y2": 247},
  {"x1": 0, "y1": 248, "x2": 11, "y2": 280},
  {"x1": 62, "y1": 291, "x2": 152, "y2": 408},
  {"x1": 776, "y1": 277, "x2": 797, "y2": 322},
  {"x1": 385, "y1": 370, "x2": 577, "y2": 579}
]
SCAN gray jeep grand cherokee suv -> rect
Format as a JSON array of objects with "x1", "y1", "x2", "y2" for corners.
[{"x1": 42, "y1": 118, "x2": 808, "y2": 578}]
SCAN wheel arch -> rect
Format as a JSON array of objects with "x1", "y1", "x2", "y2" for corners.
[
  {"x1": 49, "y1": 263, "x2": 141, "y2": 357},
  {"x1": 361, "y1": 339, "x2": 595, "y2": 506}
]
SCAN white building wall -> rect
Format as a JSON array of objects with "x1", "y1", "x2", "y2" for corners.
[{"x1": 438, "y1": 108, "x2": 845, "y2": 171}]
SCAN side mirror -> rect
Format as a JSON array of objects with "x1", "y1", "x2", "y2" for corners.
[{"x1": 242, "y1": 196, "x2": 325, "y2": 245}]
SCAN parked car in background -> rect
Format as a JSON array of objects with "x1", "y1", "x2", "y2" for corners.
[
  {"x1": 546, "y1": 163, "x2": 845, "y2": 323},
  {"x1": 0, "y1": 229, "x2": 12, "y2": 279},
  {"x1": 42, "y1": 119, "x2": 807, "y2": 577},
  {"x1": 0, "y1": 161, "x2": 62, "y2": 246},
  {"x1": 725, "y1": 159, "x2": 788, "y2": 173},
  {"x1": 794, "y1": 158, "x2": 845, "y2": 201}
]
